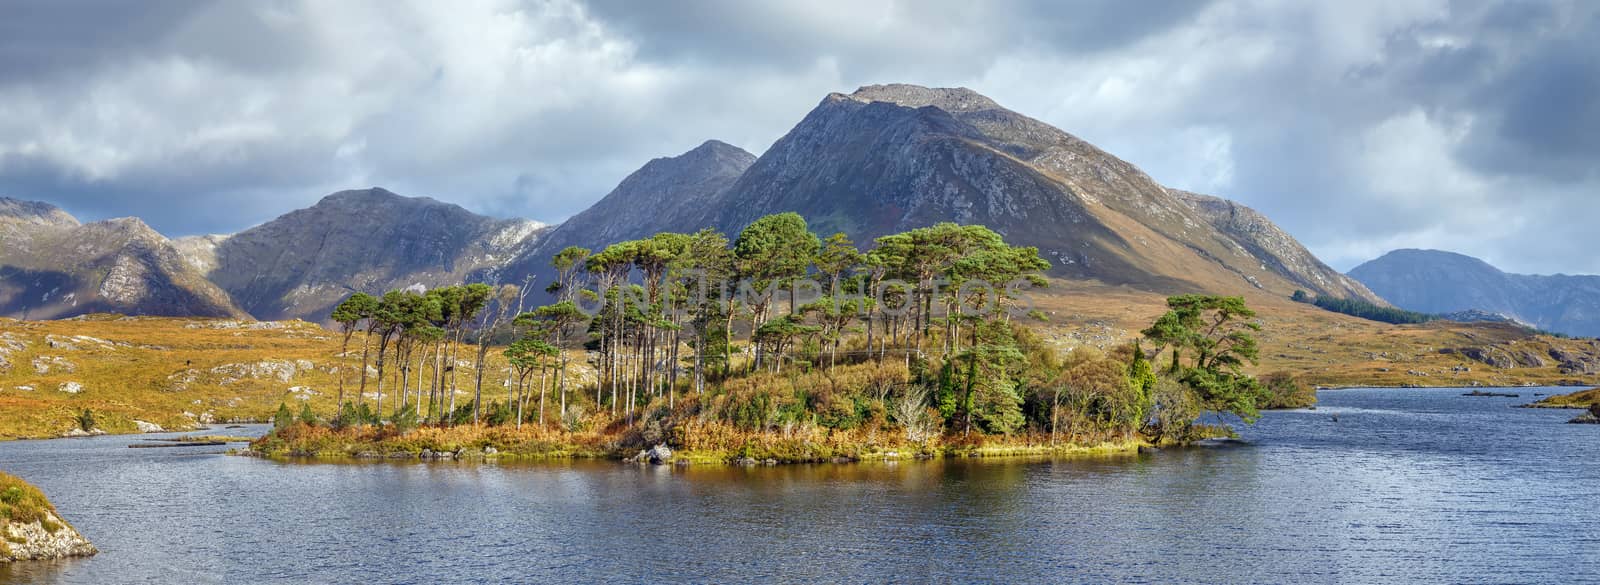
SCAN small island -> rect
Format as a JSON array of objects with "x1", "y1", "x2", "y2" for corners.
[
  {"x1": 0, "y1": 472, "x2": 96, "y2": 563},
  {"x1": 247, "y1": 219, "x2": 1290, "y2": 464},
  {"x1": 1521, "y1": 388, "x2": 1600, "y2": 424}
]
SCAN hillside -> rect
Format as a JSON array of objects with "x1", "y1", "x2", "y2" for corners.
[
  {"x1": 204, "y1": 188, "x2": 548, "y2": 321},
  {"x1": 505, "y1": 140, "x2": 756, "y2": 279},
  {"x1": 1350, "y1": 249, "x2": 1600, "y2": 337},
  {"x1": 0, "y1": 199, "x2": 245, "y2": 320},
  {"x1": 5, "y1": 284, "x2": 1600, "y2": 441},
  {"x1": 701, "y1": 85, "x2": 1381, "y2": 301}
]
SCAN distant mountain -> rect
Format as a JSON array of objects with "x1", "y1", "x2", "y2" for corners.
[
  {"x1": 204, "y1": 188, "x2": 547, "y2": 321},
  {"x1": 0, "y1": 198, "x2": 244, "y2": 319},
  {"x1": 1350, "y1": 249, "x2": 1600, "y2": 337}
]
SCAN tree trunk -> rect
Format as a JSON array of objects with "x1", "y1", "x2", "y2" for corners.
[{"x1": 357, "y1": 328, "x2": 372, "y2": 424}]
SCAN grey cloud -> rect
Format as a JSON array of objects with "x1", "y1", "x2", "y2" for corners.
[{"x1": 0, "y1": 0, "x2": 1594, "y2": 277}]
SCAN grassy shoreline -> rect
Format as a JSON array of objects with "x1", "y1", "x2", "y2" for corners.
[{"x1": 241, "y1": 422, "x2": 1232, "y2": 465}]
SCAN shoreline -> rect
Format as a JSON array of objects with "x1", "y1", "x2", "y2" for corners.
[
  {"x1": 237, "y1": 439, "x2": 1160, "y2": 466},
  {"x1": 235, "y1": 421, "x2": 1229, "y2": 466}
]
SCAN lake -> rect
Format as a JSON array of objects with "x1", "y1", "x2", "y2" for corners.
[{"x1": 1, "y1": 387, "x2": 1596, "y2": 584}]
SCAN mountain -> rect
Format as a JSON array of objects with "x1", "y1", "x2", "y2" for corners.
[
  {"x1": 0, "y1": 198, "x2": 245, "y2": 319},
  {"x1": 2, "y1": 84, "x2": 1385, "y2": 322},
  {"x1": 204, "y1": 188, "x2": 547, "y2": 321},
  {"x1": 501, "y1": 140, "x2": 755, "y2": 278},
  {"x1": 530, "y1": 84, "x2": 1379, "y2": 302},
  {"x1": 1350, "y1": 249, "x2": 1600, "y2": 337}
]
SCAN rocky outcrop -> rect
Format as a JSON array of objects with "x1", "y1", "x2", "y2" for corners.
[
  {"x1": 1171, "y1": 190, "x2": 1382, "y2": 303},
  {"x1": 0, "y1": 511, "x2": 97, "y2": 562},
  {"x1": 0, "y1": 473, "x2": 97, "y2": 563},
  {"x1": 1456, "y1": 347, "x2": 1515, "y2": 369},
  {"x1": 1549, "y1": 348, "x2": 1600, "y2": 375}
]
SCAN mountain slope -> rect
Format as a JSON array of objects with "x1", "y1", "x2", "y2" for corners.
[
  {"x1": 0, "y1": 198, "x2": 244, "y2": 319},
  {"x1": 206, "y1": 188, "x2": 547, "y2": 321},
  {"x1": 670, "y1": 84, "x2": 1383, "y2": 301},
  {"x1": 1350, "y1": 249, "x2": 1600, "y2": 337},
  {"x1": 501, "y1": 140, "x2": 754, "y2": 279},
  {"x1": 1171, "y1": 190, "x2": 1379, "y2": 302}
]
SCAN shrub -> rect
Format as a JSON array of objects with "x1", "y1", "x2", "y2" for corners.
[
  {"x1": 273, "y1": 403, "x2": 294, "y2": 430},
  {"x1": 391, "y1": 405, "x2": 420, "y2": 433},
  {"x1": 74, "y1": 409, "x2": 95, "y2": 433},
  {"x1": 1259, "y1": 371, "x2": 1317, "y2": 409}
]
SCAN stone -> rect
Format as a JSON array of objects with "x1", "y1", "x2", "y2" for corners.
[
  {"x1": 133, "y1": 420, "x2": 164, "y2": 433},
  {"x1": 1, "y1": 511, "x2": 98, "y2": 562},
  {"x1": 646, "y1": 444, "x2": 673, "y2": 465}
]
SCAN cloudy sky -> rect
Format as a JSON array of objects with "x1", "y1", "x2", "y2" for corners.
[{"x1": 1, "y1": 0, "x2": 1596, "y2": 274}]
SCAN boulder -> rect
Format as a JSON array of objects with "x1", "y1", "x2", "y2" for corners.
[
  {"x1": 1549, "y1": 349, "x2": 1600, "y2": 375},
  {"x1": 1512, "y1": 350, "x2": 1547, "y2": 368},
  {"x1": 646, "y1": 444, "x2": 673, "y2": 465},
  {"x1": 1, "y1": 511, "x2": 97, "y2": 562},
  {"x1": 1458, "y1": 347, "x2": 1513, "y2": 369},
  {"x1": 133, "y1": 420, "x2": 164, "y2": 433}
]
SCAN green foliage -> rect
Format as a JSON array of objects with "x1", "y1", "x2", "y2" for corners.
[
  {"x1": 1290, "y1": 289, "x2": 1310, "y2": 303},
  {"x1": 483, "y1": 401, "x2": 514, "y2": 427},
  {"x1": 74, "y1": 408, "x2": 94, "y2": 432},
  {"x1": 959, "y1": 320, "x2": 1028, "y2": 435},
  {"x1": 274, "y1": 403, "x2": 294, "y2": 430},
  {"x1": 1142, "y1": 295, "x2": 1271, "y2": 423},
  {"x1": 298, "y1": 403, "x2": 318, "y2": 425},
  {"x1": 391, "y1": 405, "x2": 420, "y2": 433},
  {"x1": 935, "y1": 361, "x2": 960, "y2": 420},
  {"x1": 1127, "y1": 343, "x2": 1157, "y2": 424},
  {"x1": 1312, "y1": 295, "x2": 1435, "y2": 325},
  {"x1": 0, "y1": 472, "x2": 59, "y2": 528}
]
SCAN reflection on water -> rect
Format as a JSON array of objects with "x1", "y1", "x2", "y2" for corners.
[{"x1": 1, "y1": 388, "x2": 1597, "y2": 584}]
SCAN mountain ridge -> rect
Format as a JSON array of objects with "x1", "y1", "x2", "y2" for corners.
[
  {"x1": 4, "y1": 84, "x2": 1384, "y2": 320},
  {"x1": 1350, "y1": 249, "x2": 1600, "y2": 337},
  {"x1": 0, "y1": 205, "x2": 245, "y2": 319}
]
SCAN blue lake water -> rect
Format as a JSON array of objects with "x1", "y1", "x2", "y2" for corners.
[{"x1": 1, "y1": 387, "x2": 1596, "y2": 584}]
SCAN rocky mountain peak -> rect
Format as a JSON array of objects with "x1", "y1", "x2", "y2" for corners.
[
  {"x1": 846, "y1": 84, "x2": 1001, "y2": 112},
  {"x1": 0, "y1": 197, "x2": 79, "y2": 227},
  {"x1": 500, "y1": 140, "x2": 756, "y2": 281},
  {"x1": 316, "y1": 187, "x2": 437, "y2": 210}
]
